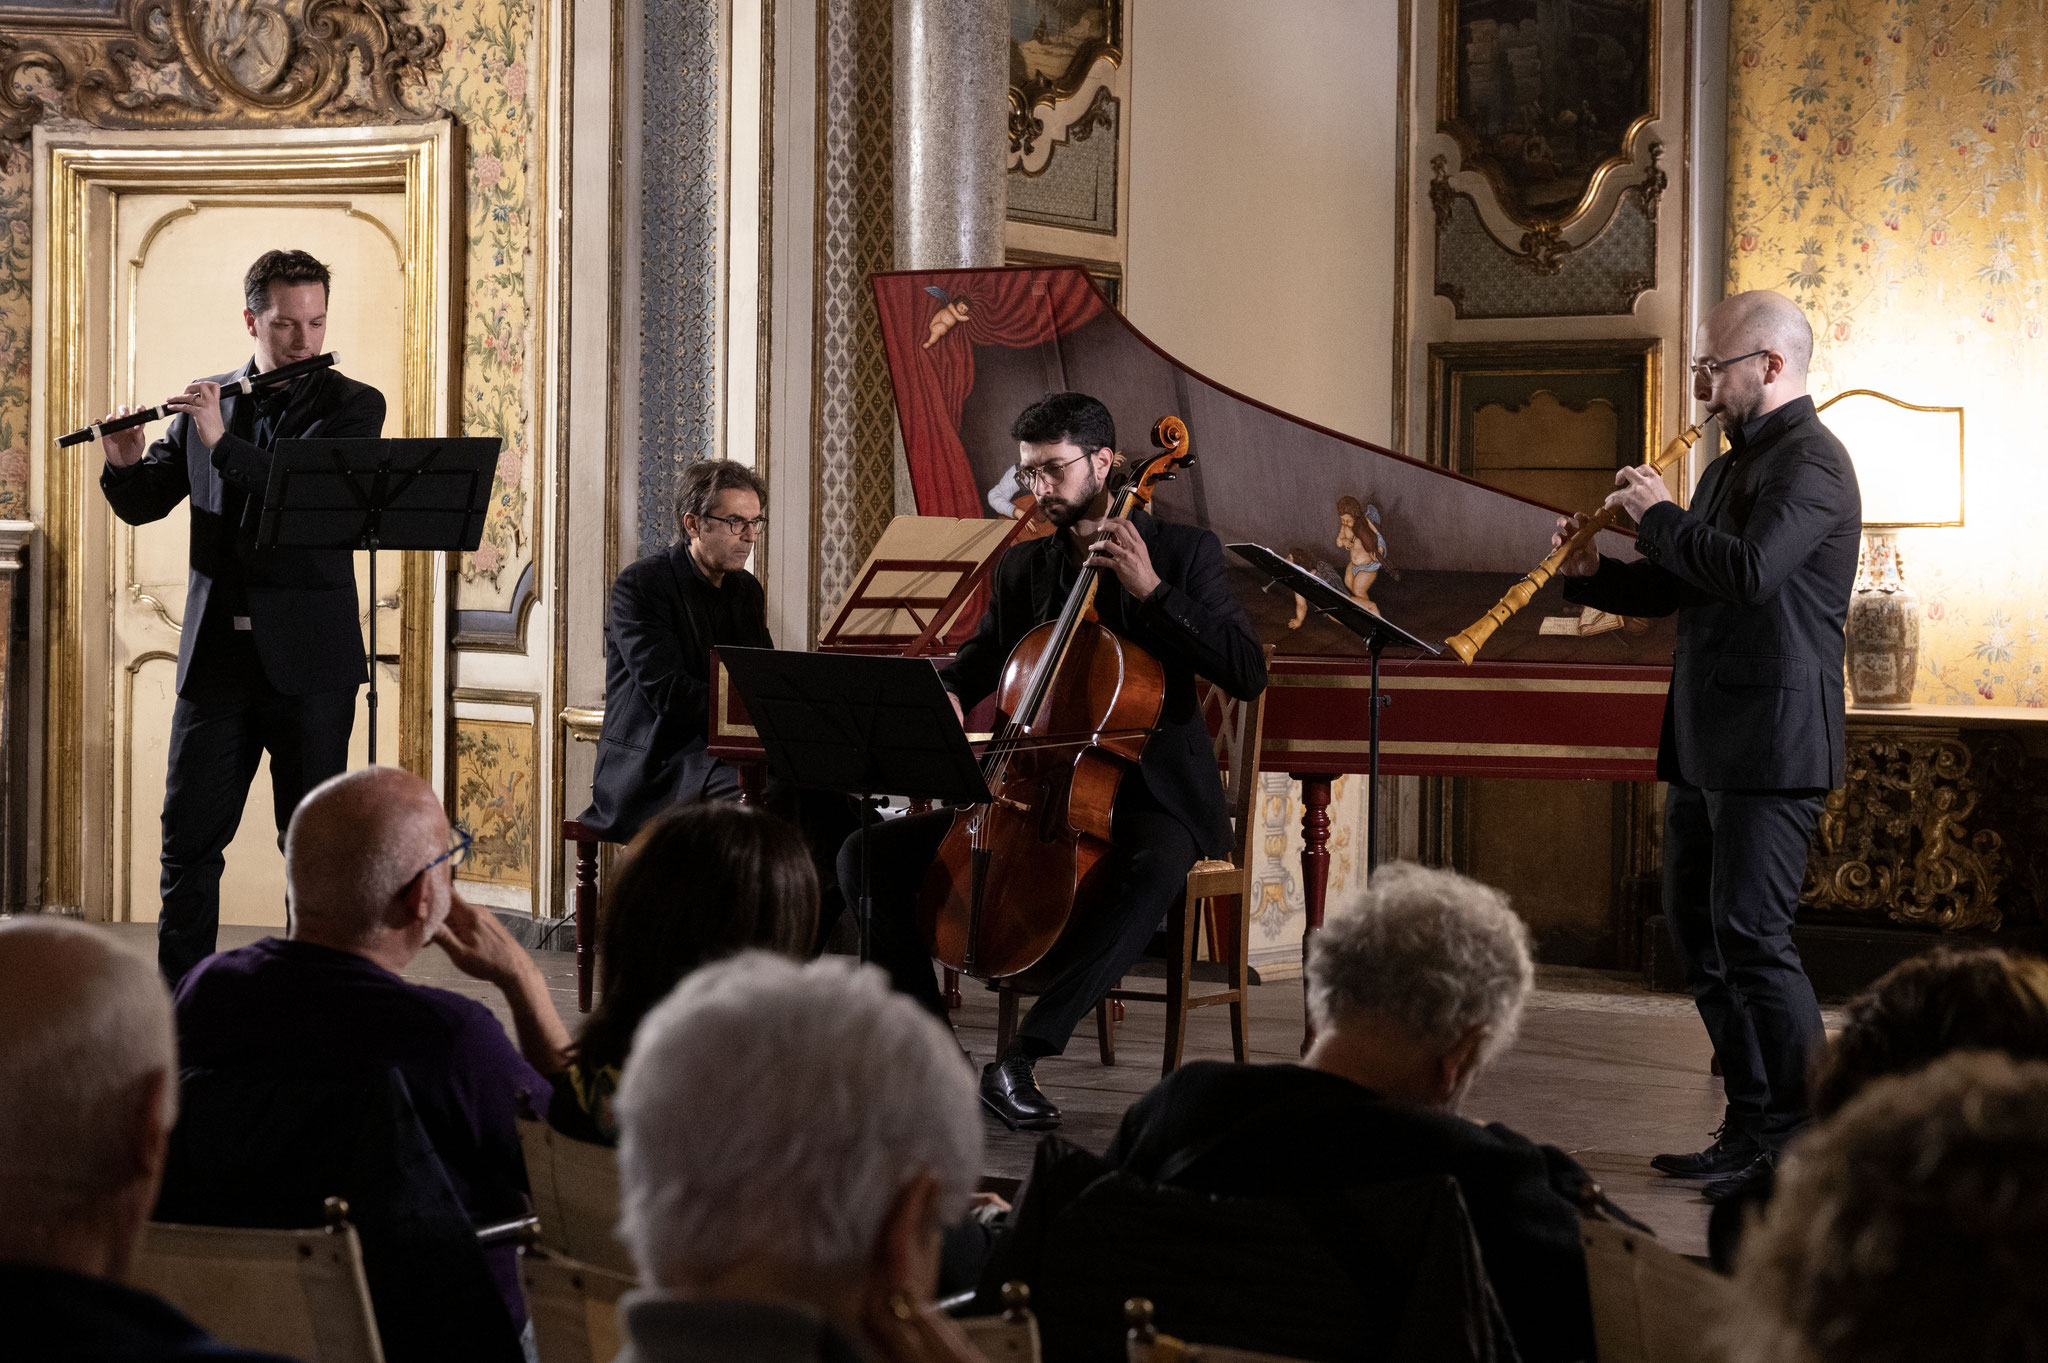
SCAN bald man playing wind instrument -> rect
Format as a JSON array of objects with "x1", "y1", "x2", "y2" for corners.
[{"x1": 1551, "y1": 290, "x2": 1861, "y2": 1202}]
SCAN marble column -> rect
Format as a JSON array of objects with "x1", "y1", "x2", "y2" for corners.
[{"x1": 893, "y1": 0, "x2": 1008, "y2": 270}]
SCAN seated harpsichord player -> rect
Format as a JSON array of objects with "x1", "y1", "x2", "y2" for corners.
[
  {"x1": 839, "y1": 392, "x2": 1268, "y2": 1131},
  {"x1": 580, "y1": 460, "x2": 775, "y2": 843}
]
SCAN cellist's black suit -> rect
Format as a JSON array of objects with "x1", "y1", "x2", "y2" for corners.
[{"x1": 840, "y1": 510, "x2": 1267, "y2": 1058}]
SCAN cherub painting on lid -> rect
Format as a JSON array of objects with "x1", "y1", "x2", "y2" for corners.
[
  {"x1": 923, "y1": 285, "x2": 972, "y2": 349},
  {"x1": 1285, "y1": 494, "x2": 1391, "y2": 629}
]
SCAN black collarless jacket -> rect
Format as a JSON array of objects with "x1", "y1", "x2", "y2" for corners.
[
  {"x1": 1564, "y1": 396, "x2": 1862, "y2": 790},
  {"x1": 99, "y1": 360, "x2": 384, "y2": 697},
  {"x1": 940, "y1": 511, "x2": 1267, "y2": 859},
  {"x1": 580, "y1": 542, "x2": 774, "y2": 841}
]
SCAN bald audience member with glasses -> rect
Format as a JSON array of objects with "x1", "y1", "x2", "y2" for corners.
[{"x1": 170, "y1": 765, "x2": 572, "y2": 1336}]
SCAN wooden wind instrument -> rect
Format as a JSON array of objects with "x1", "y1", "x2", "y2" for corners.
[{"x1": 1444, "y1": 423, "x2": 1704, "y2": 664}]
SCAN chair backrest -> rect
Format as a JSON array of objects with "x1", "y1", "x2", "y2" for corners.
[
  {"x1": 517, "y1": 1116, "x2": 634, "y2": 1276},
  {"x1": 957, "y1": 1282, "x2": 1042, "y2": 1363},
  {"x1": 132, "y1": 1214, "x2": 385, "y2": 1363},
  {"x1": 1580, "y1": 1213, "x2": 1734, "y2": 1363},
  {"x1": 522, "y1": 1247, "x2": 633, "y2": 1363},
  {"x1": 1201, "y1": 649, "x2": 1273, "y2": 869},
  {"x1": 157, "y1": 1066, "x2": 524, "y2": 1363},
  {"x1": 1026, "y1": 1156, "x2": 1514, "y2": 1363}
]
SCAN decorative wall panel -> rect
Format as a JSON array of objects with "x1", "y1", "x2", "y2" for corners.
[
  {"x1": 811, "y1": 0, "x2": 896, "y2": 633},
  {"x1": 636, "y1": 0, "x2": 722, "y2": 556},
  {"x1": 1431, "y1": 152, "x2": 1662, "y2": 318},
  {"x1": 453, "y1": 716, "x2": 538, "y2": 893},
  {"x1": 1727, "y1": 1, "x2": 2048, "y2": 706},
  {"x1": 1007, "y1": 87, "x2": 1117, "y2": 234}
]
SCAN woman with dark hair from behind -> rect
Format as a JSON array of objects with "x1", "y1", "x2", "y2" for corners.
[
  {"x1": 1708, "y1": 945, "x2": 2048, "y2": 1271},
  {"x1": 549, "y1": 801, "x2": 818, "y2": 1144}
]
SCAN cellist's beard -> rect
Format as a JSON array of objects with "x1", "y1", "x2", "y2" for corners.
[{"x1": 1040, "y1": 472, "x2": 1104, "y2": 530}]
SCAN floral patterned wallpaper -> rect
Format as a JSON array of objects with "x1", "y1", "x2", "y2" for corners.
[
  {"x1": 1728, "y1": 0, "x2": 2048, "y2": 706},
  {"x1": 0, "y1": 0, "x2": 540, "y2": 619}
]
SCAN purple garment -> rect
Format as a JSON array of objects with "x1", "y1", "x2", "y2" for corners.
[{"x1": 174, "y1": 937, "x2": 550, "y2": 1325}]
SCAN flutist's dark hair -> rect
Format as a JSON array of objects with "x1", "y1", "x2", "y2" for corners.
[
  {"x1": 674, "y1": 458, "x2": 768, "y2": 542},
  {"x1": 1012, "y1": 391, "x2": 1116, "y2": 454},
  {"x1": 244, "y1": 250, "x2": 332, "y2": 315}
]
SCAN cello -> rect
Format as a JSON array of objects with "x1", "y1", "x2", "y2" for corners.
[{"x1": 917, "y1": 416, "x2": 1195, "y2": 981}]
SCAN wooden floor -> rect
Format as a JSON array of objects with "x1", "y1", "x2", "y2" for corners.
[{"x1": 98, "y1": 921, "x2": 1797, "y2": 1258}]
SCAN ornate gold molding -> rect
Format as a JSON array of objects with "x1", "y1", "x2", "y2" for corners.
[
  {"x1": 1430, "y1": 144, "x2": 1666, "y2": 276},
  {"x1": 0, "y1": 0, "x2": 443, "y2": 141},
  {"x1": 1805, "y1": 726, "x2": 2019, "y2": 934},
  {"x1": 1008, "y1": 0, "x2": 1121, "y2": 158}
]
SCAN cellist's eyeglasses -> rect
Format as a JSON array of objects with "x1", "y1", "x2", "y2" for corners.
[
  {"x1": 1013, "y1": 451, "x2": 1095, "y2": 490},
  {"x1": 1689, "y1": 349, "x2": 1772, "y2": 379}
]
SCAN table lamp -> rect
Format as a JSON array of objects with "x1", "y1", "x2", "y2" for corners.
[{"x1": 1815, "y1": 389, "x2": 1965, "y2": 708}]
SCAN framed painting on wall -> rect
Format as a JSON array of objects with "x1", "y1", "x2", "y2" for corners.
[
  {"x1": 1010, "y1": 0, "x2": 1122, "y2": 155},
  {"x1": 1437, "y1": 0, "x2": 1657, "y2": 228},
  {"x1": 1427, "y1": 339, "x2": 1662, "y2": 513}
]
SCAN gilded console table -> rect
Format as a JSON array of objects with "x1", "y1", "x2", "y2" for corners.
[{"x1": 1802, "y1": 705, "x2": 2048, "y2": 937}]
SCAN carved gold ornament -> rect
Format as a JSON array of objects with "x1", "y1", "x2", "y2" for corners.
[
  {"x1": 0, "y1": 0, "x2": 443, "y2": 141},
  {"x1": 1803, "y1": 728, "x2": 2021, "y2": 934},
  {"x1": 1008, "y1": 0, "x2": 1121, "y2": 158}
]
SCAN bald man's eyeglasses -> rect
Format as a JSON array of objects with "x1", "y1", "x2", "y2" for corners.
[
  {"x1": 1689, "y1": 349, "x2": 1773, "y2": 379},
  {"x1": 397, "y1": 826, "x2": 472, "y2": 901}
]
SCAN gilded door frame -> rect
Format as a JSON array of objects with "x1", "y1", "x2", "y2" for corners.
[{"x1": 31, "y1": 123, "x2": 461, "y2": 917}]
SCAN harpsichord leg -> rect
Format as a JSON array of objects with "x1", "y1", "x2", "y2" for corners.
[{"x1": 1291, "y1": 773, "x2": 1335, "y2": 1054}]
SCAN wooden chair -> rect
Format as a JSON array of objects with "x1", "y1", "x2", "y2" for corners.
[
  {"x1": 993, "y1": 665, "x2": 1270, "y2": 1075},
  {"x1": 132, "y1": 1196, "x2": 385, "y2": 1363},
  {"x1": 1122, "y1": 1298, "x2": 1311, "y2": 1363},
  {"x1": 522, "y1": 1246, "x2": 633, "y2": 1363},
  {"x1": 1580, "y1": 1207, "x2": 1734, "y2": 1363},
  {"x1": 957, "y1": 1282, "x2": 1042, "y2": 1363},
  {"x1": 516, "y1": 1116, "x2": 633, "y2": 1276}
]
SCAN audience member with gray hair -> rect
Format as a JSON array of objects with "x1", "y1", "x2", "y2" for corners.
[
  {"x1": 1725, "y1": 1050, "x2": 2048, "y2": 1363},
  {"x1": 0, "y1": 917, "x2": 296, "y2": 1361},
  {"x1": 168, "y1": 765, "x2": 571, "y2": 1336},
  {"x1": 1090, "y1": 863, "x2": 1630, "y2": 1363},
  {"x1": 611, "y1": 951, "x2": 986, "y2": 1363}
]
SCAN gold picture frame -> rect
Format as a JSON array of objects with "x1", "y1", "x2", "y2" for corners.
[
  {"x1": 1434, "y1": 0, "x2": 1659, "y2": 234},
  {"x1": 1009, "y1": 0, "x2": 1123, "y2": 157}
]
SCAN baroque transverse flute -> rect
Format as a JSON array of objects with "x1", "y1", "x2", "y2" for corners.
[
  {"x1": 1444, "y1": 423, "x2": 1705, "y2": 665},
  {"x1": 56, "y1": 352, "x2": 338, "y2": 448}
]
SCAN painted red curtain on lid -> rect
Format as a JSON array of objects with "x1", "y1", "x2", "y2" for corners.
[{"x1": 873, "y1": 269, "x2": 1107, "y2": 519}]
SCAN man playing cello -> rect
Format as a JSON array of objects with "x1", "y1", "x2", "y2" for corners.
[{"x1": 839, "y1": 392, "x2": 1266, "y2": 1130}]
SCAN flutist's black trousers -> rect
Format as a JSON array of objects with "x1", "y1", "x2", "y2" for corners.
[
  {"x1": 835, "y1": 780, "x2": 1200, "y2": 1058},
  {"x1": 158, "y1": 616, "x2": 355, "y2": 986}
]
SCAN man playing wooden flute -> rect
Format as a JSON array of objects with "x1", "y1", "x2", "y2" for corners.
[{"x1": 1552, "y1": 289, "x2": 1861, "y2": 1201}]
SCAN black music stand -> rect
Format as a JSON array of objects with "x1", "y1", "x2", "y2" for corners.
[
  {"x1": 259, "y1": 437, "x2": 500, "y2": 763},
  {"x1": 1229, "y1": 543, "x2": 1439, "y2": 875},
  {"x1": 718, "y1": 647, "x2": 991, "y2": 963}
]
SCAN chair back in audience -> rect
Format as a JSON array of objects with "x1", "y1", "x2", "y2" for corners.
[
  {"x1": 956, "y1": 1282, "x2": 1042, "y2": 1363},
  {"x1": 1580, "y1": 1212, "x2": 1734, "y2": 1363},
  {"x1": 516, "y1": 1116, "x2": 633, "y2": 1275},
  {"x1": 989, "y1": 1138, "x2": 1515, "y2": 1363},
  {"x1": 1123, "y1": 1297, "x2": 1316, "y2": 1363},
  {"x1": 156, "y1": 1066, "x2": 524, "y2": 1363},
  {"x1": 522, "y1": 1247, "x2": 632, "y2": 1363},
  {"x1": 131, "y1": 1202, "x2": 384, "y2": 1363}
]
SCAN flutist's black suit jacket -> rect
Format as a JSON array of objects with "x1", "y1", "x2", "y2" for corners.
[
  {"x1": 940, "y1": 511, "x2": 1268, "y2": 860},
  {"x1": 1564, "y1": 396, "x2": 1861, "y2": 791},
  {"x1": 100, "y1": 361, "x2": 384, "y2": 698}
]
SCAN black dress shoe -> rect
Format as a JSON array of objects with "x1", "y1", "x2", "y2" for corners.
[
  {"x1": 1651, "y1": 1123, "x2": 1762, "y2": 1178},
  {"x1": 1702, "y1": 1148, "x2": 1777, "y2": 1204},
  {"x1": 980, "y1": 1055, "x2": 1061, "y2": 1131}
]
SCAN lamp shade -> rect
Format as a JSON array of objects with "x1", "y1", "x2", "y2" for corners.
[{"x1": 1815, "y1": 389, "x2": 1964, "y2": 529}]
